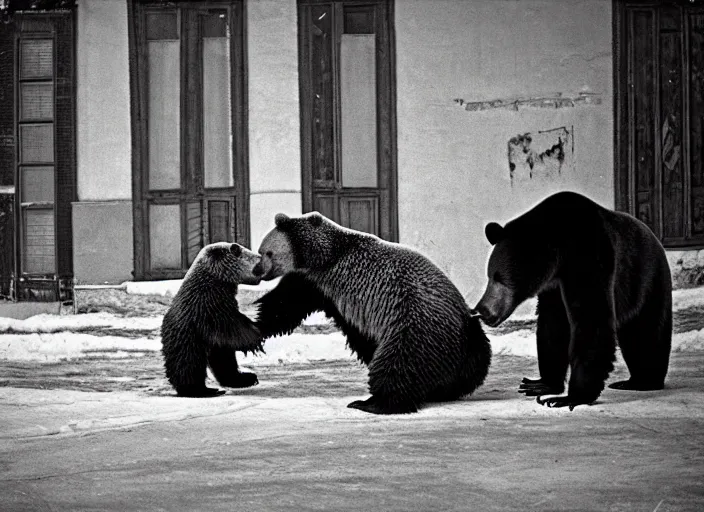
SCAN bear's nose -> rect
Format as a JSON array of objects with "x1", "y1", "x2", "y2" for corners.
[{"x1": 252, "y1": 262, "x2": 264, "y2": 277}]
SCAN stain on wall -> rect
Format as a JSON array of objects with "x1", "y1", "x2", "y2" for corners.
[{"x1": 508, "y1": 126, "x2": 574, "y2": 184}]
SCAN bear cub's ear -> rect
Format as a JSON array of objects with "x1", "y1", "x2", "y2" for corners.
[
  {"x1": 274, "y1": 213, "x2": 290, "y2": 227},
  {"x1": 308, "y1": 212, "x2": 323, "y2": 227},
  {"x1": 485, "y1": 222, "x2": 505, "y2": 245},
  {"x1": 229, "y1": 243, "x2": 242, "y2": 257}
]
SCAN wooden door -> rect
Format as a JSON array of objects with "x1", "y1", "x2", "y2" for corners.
[
  {"x1": 298, "y1": 0, "x2": 397, "y2": 240},
  {"x1": 130, "y1": 1, "x2": 248, "y2": 280},
  {"x1": 615, "y1": 0, "x2": 704, "y2": 246}
]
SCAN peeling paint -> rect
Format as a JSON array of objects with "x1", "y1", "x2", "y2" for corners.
[
  {"x1": 508, "y1": 126, "x2": 574, "y2": 184},
  {"x1": 454, "y1": 92, "x2": 602, "y2": 112}
]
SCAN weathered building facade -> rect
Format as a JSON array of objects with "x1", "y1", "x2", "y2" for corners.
[{"x1": 0, "y1": 0, "x2": 702, "y2": 307}]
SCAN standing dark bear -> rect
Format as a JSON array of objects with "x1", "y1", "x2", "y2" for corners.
[
  {"x1": 473, "y1": 191, "x2": 672, "y2": 410},
  {"x1": 252, "y1": 212, "x2": 492, "y2": 415},
  {"x1": 161, "y1": 242, "x2": 264, "y2": 397}
]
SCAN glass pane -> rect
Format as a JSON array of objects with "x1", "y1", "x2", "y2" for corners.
[
  {"x1": 310, "y1": 5, "x2": 334, "y2": 183},
  {"x1": 20, "y1": 39, "x2": 53, "y2": 79},
  {"x1": 20, "y1": 124, "x2": 54, "y2": 163},
  {"x1": 202, "y1": 10, "x2": 227, "y2": 37},
  {"x1": 208, "y1": 200, "x2": 229, "y2": 243},
  {"x1": 149, "y1": 204, "x2": 181, "y2": 269},
  {"x1": 203, "y1": 36, "x2": 233, "y2": 188},
  {"x1": 21, "y1": 166, "x2": 54, "y2": 203},
  {"x1": 21, "y1": 83, "x2": 53, "y2": 120},
  {"x1": 146, "y1": 11, "x2": 179, "y2": 40},
  {"x1": 23, "y1": 208, "x2": 55, "y2": 274},
  {"x1": 340, "y1": 34, "x2": 377, "y2": 188},
  {"x1": 148, "y1": 40, "x2": 181, "y2": 190},
  {"x1": 186, "y1": 201, "x2": 202, "y2": 266},
  {"x1": 344, "y1": 6, "x2": 375, "y2": 34}
]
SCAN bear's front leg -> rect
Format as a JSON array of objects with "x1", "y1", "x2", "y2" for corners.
[
  {"x1": 535, "y1": 283, "x2": 617, "y2": 411},
  {"x1": 520, "y1": 289, "x2": 569, "y2": 397}
]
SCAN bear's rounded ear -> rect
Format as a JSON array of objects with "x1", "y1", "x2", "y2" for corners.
[
  {"x1": 308, "y1": 211, "x2": 323, "y2": 227},
  {"x1": 274, "y1": 213, "x2": 290, "y2": 227},
  {"x1": 229, "y1": 243, "x2": 242, "y2": 257},
  {"x1": 485, "y1": 222, "x2": 505, "y2": 245}
]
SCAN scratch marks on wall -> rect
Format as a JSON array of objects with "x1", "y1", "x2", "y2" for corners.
[
  {"x1": 508, "y1": 126, "x2": 574, "y2": 185},
  {"x1": 453, "y1": 92, "x2": 601, "y2": 112}
]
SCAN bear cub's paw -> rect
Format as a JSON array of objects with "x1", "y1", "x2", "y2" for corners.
[
  {"x1": 176, "y1": 386, "x2": 226, "y2": 398},
  {"x1": 518, "y1": 377, "x2": 565, "y2": 397},
  {"x1": 218, "y1": 371, "x2": 259, "y2": 389},
  {"x1": 347, "y1": 396, "x2": 418, "y2": 415}
]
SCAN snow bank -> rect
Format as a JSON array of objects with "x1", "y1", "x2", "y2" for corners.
[
  {"x1": 120, "y1": 277, "x2": 282, "y2": 298},
  {"x1": 0, "y1": 333, "x2": 160, "y2": 362},
  {"x1": 0, "y1": 312, "x2": 162, "y2": 334}
]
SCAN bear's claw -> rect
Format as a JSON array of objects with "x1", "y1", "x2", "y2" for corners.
[
  {"x1": 536, "y1": 395, "x2": 593, "y2": 411},
  {"x1": 519, "y1": 377, "x2": 564, "y2": 397}
]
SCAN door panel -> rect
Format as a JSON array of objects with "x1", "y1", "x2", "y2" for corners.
[
  {"x1": 340, "y1": 196, "x2": 378, "y2": 235},
  {"x1": 299, "y1": 0, "x2": 396, "y2": 241}
]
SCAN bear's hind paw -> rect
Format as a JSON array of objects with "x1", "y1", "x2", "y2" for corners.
[
  {"x1": 218, "y1": 372, "x2": 259, "y2": 389},
  {"x1": 347, "y1": 396, "x2": 418, "y2": 415},
  {"x1": 176, "y1": 386, "x2": 226, "y2": 398},
  {"x1": 608, "y1": 379, "x2": 664, "y2": 391}
]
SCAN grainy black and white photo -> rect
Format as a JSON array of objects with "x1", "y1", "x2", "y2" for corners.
[{"x1": 1, "y1": 0, "x2": 703, "y2": 510}]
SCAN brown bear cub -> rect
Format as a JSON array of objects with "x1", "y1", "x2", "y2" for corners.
[
  {"x1": 474, "y1": 191, "x2": 672, "y2": 410},
  {"x1": 161, "y1": 242, "x2": 264, "y2": 397}
]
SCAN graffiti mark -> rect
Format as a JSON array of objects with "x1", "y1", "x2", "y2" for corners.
[{"x1": 508, "y1": 126, "x2": 574, "y2": 185}]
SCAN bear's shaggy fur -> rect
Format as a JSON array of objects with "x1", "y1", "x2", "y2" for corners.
[
  {"x1": 253, "y1": 212, "x2": 492, "y2": 414},
  {"x1": 161, "y1": 242, "x2": 263, "y2": 397},
  {"x1": 473, "y1": 191, "x2": 672, "y2": 410}
]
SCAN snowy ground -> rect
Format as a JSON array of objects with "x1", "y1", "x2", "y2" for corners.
[{"x1": 1, "y1": 283, "x2": 703, "y2": 511}]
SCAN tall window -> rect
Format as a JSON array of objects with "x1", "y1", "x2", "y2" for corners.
[
  {"x1": 0, "y1": 10, "x2": 75, "y2": 302},
  {"x1": 129, "y1": 1, "x2": 248, "y2": 280}
]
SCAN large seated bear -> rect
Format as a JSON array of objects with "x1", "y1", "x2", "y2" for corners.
[
  {"x1": 253, "y1": 212, "x2": 492, "y2": 415},
  {"x1": 473, "y1": 191, "x2": 672, "y2": 410}
]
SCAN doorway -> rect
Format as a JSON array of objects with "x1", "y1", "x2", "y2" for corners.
[
  {"x1": 615, "y1": 0, "x2": 704, "y2": 246},
  {"x1": 298, "y1": 0, "x2": 397, "y2": 240},
  {"x1": 129, "y1": 0, "x2": 248, "y2": 280}
]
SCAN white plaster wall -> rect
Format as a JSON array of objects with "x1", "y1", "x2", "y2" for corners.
[
  {"x1": 76, "y1": 0, "x2": 132, "y2": 201},
  {"x1": 247, "y1": 0, "x2": 302, "y2": 249},
  {"x1": 395, "y1": 0, "x2": 614, "y2": 301}
]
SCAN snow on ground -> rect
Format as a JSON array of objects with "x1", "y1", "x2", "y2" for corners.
[{"x1": 1, "y1": 285, "x2": 703, "y2": 363}]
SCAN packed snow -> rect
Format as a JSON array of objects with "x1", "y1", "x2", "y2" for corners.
[{"x1": 0, "y1": 285, "x2": 703, "y2": 363}]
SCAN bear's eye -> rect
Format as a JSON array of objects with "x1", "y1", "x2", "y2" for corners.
[
  {"x1": 492, "y1": 272, "x2": 503, "y2": 285},
  {"x1": 266, "y1": 250, "x2": 273, "y2": 257}
]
